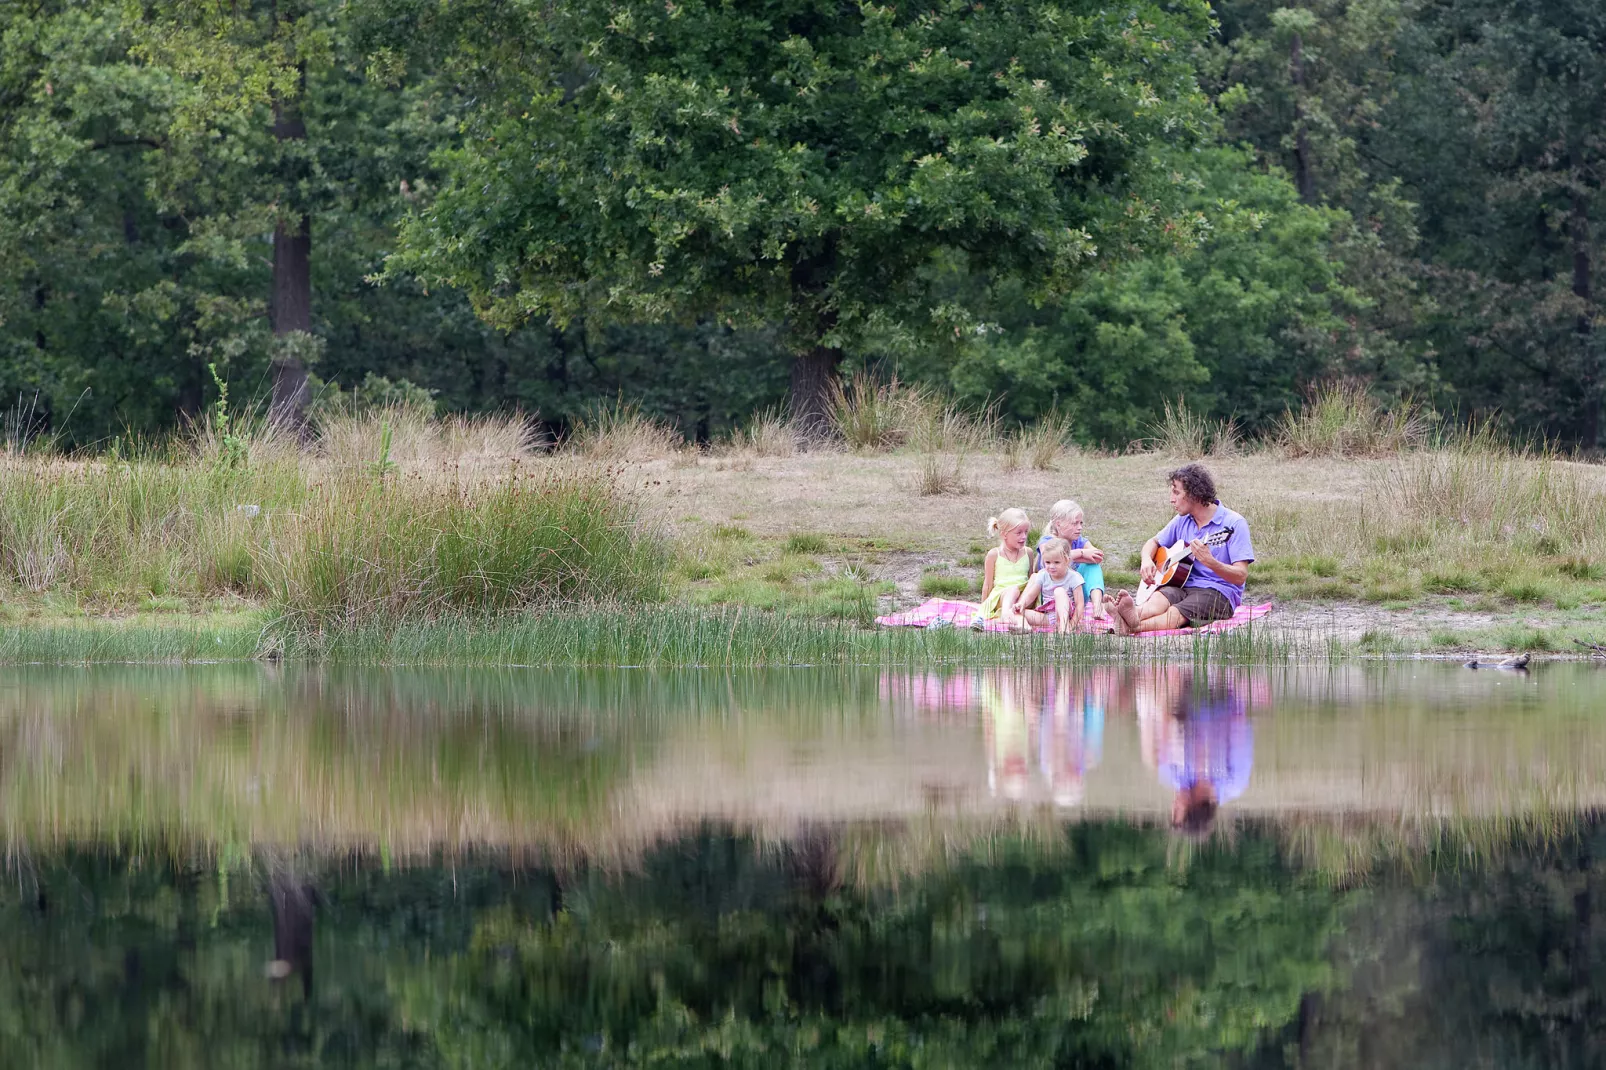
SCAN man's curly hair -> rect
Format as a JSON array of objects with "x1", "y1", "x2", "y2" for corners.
[{"x1": 1168, "y1": 463, "x2": 1217, "y2": 506}]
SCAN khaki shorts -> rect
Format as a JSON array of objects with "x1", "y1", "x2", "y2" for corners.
[{"x1": 1159, "y1": 586, "x2": 1233, "y2": 624}]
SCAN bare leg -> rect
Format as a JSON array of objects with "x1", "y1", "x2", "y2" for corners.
[
  {"x1": 1131, "y1": 591, "x2": 1187, "y2": 633},
  {"x1": 997, "y1": 585, "x2": 1024, "y2": 630}
]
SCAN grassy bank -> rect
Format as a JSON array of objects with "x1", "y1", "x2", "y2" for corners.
[{"x1": 1, "y1": 393, "x2": 1604, "y2": 663}]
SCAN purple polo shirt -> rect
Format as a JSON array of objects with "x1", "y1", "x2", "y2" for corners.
[{"x1": 1155, "y1": 503, "x2": 1255, "y2": 609}]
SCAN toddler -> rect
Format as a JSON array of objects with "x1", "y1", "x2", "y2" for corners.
[
  {"x1": 1017, "y1": 537, "x2": 1085, "y2": 634},
  {"x1": 1039, "y1": 499, "x2": 1106, "y2": 619}
]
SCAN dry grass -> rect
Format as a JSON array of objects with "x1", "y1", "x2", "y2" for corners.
[
  {"x1": 720, "y1": 405, "x2": 798, "y2": 459},
  {"x1": 319, "y1": 406, "x2": 538, "y2": 475},
  {"x1": 828, "y1": 370, "x2": 933, "y2": 450},
  {"x1": 1002, "y1": 409, "x2": 1077, "y2": 472},
  {"x1": 1275, "y1": 382, "x2": 1429, "y2": 458},
  {"x1": 0, "y1": 415, "x2": 660, "y2": 626},
  {"x1": 564, "y1": 398, "x2": 684, "y2": 461},
  {"x1": 1147, "y1": 398, "x2": 1242, "y2": 459}
]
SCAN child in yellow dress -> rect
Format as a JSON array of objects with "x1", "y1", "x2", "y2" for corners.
[{"x1": 976, "y1": 507, "x2": 1031, "y2": 631}]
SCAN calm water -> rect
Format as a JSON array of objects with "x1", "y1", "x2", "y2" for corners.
[{"x1": 4, "y1": 663, "x2": 1606, "y2": 1067}]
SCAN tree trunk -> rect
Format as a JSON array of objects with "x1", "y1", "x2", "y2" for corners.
[
  {"x1": 1290, "y1": 33, "x2": 1316, "y2": 205},
  {"x1": 788, "y1": 243, "x2": 841, "y2": 440},
  {"x1": 269, "y1": 869, "x2": 317, "y2": 1000},
  {"x1": 791, "y1": 344, "x2": 842, "y2": 440},
  {"x1": 1572, "y1": 192, "x2": 1600, "y2": 449},
  {"x1": 269, "y1": 89, "x2": 312, "y2": 436}
]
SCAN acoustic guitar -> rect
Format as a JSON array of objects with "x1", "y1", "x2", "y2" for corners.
[{"x1": 1135, "y1": 527, "x2": 1235, "y2": 602}]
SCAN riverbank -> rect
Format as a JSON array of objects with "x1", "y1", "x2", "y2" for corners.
[{"x1": 2, "y1": 412, "x2": 1604, "y2": 663}]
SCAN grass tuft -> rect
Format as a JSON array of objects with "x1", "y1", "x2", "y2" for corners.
[
  {"x1": 565, "y1": 398, "x2": 683, "y2": 461},
  {"x1": 1275, "y1": 382, "x2": 1428, "y2": 458}
]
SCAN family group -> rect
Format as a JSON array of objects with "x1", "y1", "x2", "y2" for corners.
[{"x1": 976, "y1": 463, "x2": 1256, "y2": 636}]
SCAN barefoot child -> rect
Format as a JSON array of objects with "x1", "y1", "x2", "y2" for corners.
[
  {"x1": 1017, "y1": 538, "x2": 1085, "y2": 634},
  {"x1": 1039, "y1": 500, "x2": 1107, "y2": 619},
  {"x1": 977, "y1": 508, "x2": 1032, "y2": 631}
]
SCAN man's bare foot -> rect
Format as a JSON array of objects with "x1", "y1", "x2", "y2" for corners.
[{"x1": 1113, "y1": 592, "x2": 1141, "y2": 635}]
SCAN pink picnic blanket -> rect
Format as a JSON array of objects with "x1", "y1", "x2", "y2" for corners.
[{"x1": 875, "y1": 597, "x2": 1273, "y2": 637}]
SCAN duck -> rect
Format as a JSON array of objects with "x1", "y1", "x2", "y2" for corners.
[{"x1": 1463, "y1": 653, "x2": 1530, "y2": 671}]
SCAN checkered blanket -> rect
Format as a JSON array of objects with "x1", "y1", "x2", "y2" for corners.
[{"x1": 874, "y1": 597, "x2": 1274, "y2": 636}]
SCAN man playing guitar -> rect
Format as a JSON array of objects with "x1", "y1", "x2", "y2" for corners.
[{"x1": 1114, "y1": 463, "x2": 1255, "y2": 635}]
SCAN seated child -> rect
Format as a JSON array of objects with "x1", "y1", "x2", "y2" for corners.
[
  {"x1": 1039, "y1": 499, "x2": 1107, "y2": 619},
  {"x1": 976, "y1": 507, "x2": 1033, "y2": 630},
  {"x1": 1016, "y1": 537, "x2": 1085, "y2": 634}
]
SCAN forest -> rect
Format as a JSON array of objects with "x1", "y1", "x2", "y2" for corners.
[{"x1": 3, "y1": 0, "x2": 1604, "y2": 449}]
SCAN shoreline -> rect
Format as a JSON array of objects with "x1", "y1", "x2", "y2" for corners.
[{"x1": 0, "y1": 605, "x2": 1595, "y2": 666}]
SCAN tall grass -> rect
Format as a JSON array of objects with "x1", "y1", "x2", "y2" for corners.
[
  {"x1": 1372, "y1": 428, "x2": 1606, "y2": 547},
  {"x1": 262, "y1": 468, "x2": 667, "y2": 634},
  {"x1": 721, "y1": 405, "x2": 797, "y2": 458},
  {"x1": 0, "y1": 414, "x2": 664, "y2": 639},
  {"x1": 1002, "y1": 409, "x2": 1077, "y2": 472},
  {"x1": 564, "y1": 398, "x2": 683, "y2": 460},
  {"x1": 909, "y1": 396, "x2": 999, "y2": 495},
  {"x1": 829, "y1": 370, "x2": 933, "y2": 450},
  {"x1": 1275, "y1": 381, "x2": 1428, "y2": 458},
  {"x1": 1148, "y1": 398, "x2": 1241, "y2": 458}
]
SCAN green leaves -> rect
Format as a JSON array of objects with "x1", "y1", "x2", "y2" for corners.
[{"x1": 391, "y1": 0, "x2": 1216, "y2": 361}]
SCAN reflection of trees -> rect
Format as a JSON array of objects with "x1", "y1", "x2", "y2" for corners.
[
  {"x1": 399, "y1": 824, "x2": 1338, "y2": 1067},
  {"x1": 0, "y1": 826, "x2": 1341, "y2": 1067},
  {"x1": 24, "y1": 821, "x2": 1606, "y2": 1068},
  {"x1": 1260, "y1": 820, "x2": 1606, "y2": 1069}
]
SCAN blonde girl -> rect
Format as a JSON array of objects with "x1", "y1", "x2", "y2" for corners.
[
  {"x1": 977, "y1": 507, "x2": 1032, "y2": 630},
  {"x1": 1038, "y1": 499, "x2": 1107, "y2": 619}
]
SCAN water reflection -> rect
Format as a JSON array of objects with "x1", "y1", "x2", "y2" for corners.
[
  {"x1": 0, "y1": 662, "x2": 1600, "y2": 856},
  {"x1": 3, "y1": 664, "x2": 1606, "y2": 1065}
]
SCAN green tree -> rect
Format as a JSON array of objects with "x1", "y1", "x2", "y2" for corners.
[
  {"x1": 901, "y1": 147, "x2": 1352, "y2": 443},
  {"x1": 388, "y1": 0, "x2": 1216, "y2": 434}
]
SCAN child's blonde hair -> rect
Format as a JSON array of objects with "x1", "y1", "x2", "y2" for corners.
[
  {"x1": 1039, "y1": 536, "x2": 1071, "y2": 560},
  {"x1": 986, "y1": 507, "x2": 1030, "y2": 537},
  {"x1": 1048, "y1": 499, "x2": 1084, "y2": 531}
]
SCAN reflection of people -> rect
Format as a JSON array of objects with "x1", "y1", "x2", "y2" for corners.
[
  {"x1": 1139, "y1": 671, "x2": 1253, "y2": 836},
  {"x1": 1116, "y1": 464, "x2": 1255, "y2": 634},
  {"x1": 1038, "y1": 673, "x2": 1103, "y2": 807},
  {"x1": 982, "y1": 674, "x2": 1033, "y2": 799}
]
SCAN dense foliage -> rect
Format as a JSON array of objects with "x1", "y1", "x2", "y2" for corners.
[{"x1": 4, "y1": 0, "x2": 1606, "y2": 446}]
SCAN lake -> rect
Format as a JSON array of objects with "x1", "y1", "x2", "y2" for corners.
[{"x1": 3, "y1": 662, "x2": 1605, "y2": 1066}]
